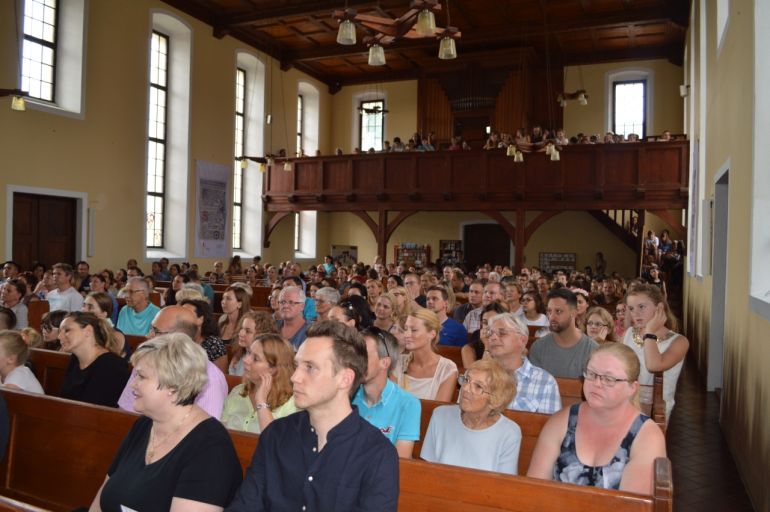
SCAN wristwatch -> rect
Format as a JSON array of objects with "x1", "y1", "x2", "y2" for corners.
[
  {"x1": 643, "y1": 333, "x2": 659, "y2": 342},
  {"x1": 255, "y1": 403, "x2": 270, "y2": 410}
]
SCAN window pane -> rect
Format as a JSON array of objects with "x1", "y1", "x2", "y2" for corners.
[
  {"x1": 613, "y1": 81, "x2": 645, "y2": 138},
  {"x1": 146, "y1": 31, "x2": 169, "y2": 248},
  {"x1": 360, "y1": 100, "x2": 384, "y2": 151}
]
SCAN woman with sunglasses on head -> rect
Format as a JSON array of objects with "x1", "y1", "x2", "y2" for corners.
[
  {"x1": 527, "y1": 343, "x2": 666, "y2": 493},
  {"x1": 421, "y1": 359, "x2": 521, "y2": 474},
  {"x1": 327, "y1": 296, "x2": 373, "y2": 331}
]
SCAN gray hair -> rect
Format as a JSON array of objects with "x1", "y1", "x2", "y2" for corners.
[
  {"x1": 279, "y1": 285, "x2": 306, "y2": 304},
  {"x1": 128, "y1": 276, "x2": 150, "y2": 294},
  {"x1": 315, "y1": 287, "x2": 340, "y2": 305},
  {"x1": 229, "y1": 281, "x2": 253, "y2": 297},
  {"x1": 487, "y1": 312, "x2": 529, "y2": 338}
]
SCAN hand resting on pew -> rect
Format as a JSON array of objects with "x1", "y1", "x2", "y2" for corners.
[{"x1": 527, "y1": 343, "x2": 666, "y2": 494}]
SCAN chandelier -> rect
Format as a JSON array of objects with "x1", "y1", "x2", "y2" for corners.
[{"x1": 333, "y1": 0, "x2": 461, "y2": 66}]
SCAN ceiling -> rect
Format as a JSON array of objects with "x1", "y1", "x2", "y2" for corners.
[{"x1": 160, "y1": 0, "x2": 689, "y2": 92}]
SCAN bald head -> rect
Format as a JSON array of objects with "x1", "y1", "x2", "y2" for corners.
[{"x1": 148, "y1": 305, "x2": 198, "y2": 340}]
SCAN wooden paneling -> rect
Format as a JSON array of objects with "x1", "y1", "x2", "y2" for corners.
[{"x1": 494, "y1": 68, "x2": 531, "y2": 135}]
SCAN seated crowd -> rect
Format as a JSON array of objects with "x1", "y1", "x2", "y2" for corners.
[{"x1": 0, "y1": 252, "x2": 686, "y2": 510}]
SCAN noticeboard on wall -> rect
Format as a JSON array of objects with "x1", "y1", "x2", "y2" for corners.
[
  {"x1": 332, "y1": 245, "x2": 358, "y2": 266},
  {"x1": 539, "y1": 252, "x2": 577, "y2": 273}
]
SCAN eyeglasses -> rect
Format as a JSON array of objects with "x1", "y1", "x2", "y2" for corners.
[
  {"x1": 126, "y1": 289, "x2": 144, "y2": 294},
  {"x1": 485, "y1": 328, "x2": 511, "y2": 338},
  {"x1": 583, "y1": 369, "x2": 629, "y2": 387},
  {"x1": 371, "y1": 329, "x2": 391, "y2": 359},
  {"x1": 586, "y1": 321, "x2": 609, "y2": 328},
  {"x1": 149, "y1": 326, "x2": 170, "y2": 336},
  {"x1": 278, "y1": 300, "x2": 303, "y2": 306},
  {"x1": 520, "y1": 297, "x2": 533, "y2": 303},
  {"x1": 458, "y1": 373, "x2": 491, "y2": 396}
]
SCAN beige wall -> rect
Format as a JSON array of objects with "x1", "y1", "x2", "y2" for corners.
[
  {"x1": 330, "y1": 81, "x2": 418, "y2": 154},
  {"x1": 684, "y1": 2, "x2": 770, "y2": 511},
  {"x1": 563, "y1": 59, "x2": 684, "y2": 138}
]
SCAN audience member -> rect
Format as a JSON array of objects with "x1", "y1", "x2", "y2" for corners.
[
  {"x1": 529, "y1": 288, "x2": 598, "y2": 379},
  {"x1": 527, "y1": 343, "x2": 666, "y2": 494},
  {"x1": 82, "y1": 292, "x2": 127, "y2": 357},
  {"x1": 421, "y1": 359, "x2": 521, "y2": 474},
  {"x1": 463, "y1": 281, "x2": 504, "y2": 333},
  {"x1": 91, "y1": 333, "x2": 242, "y2": 510},
  {"x1": 222, "y1": 333, "x2": 298, "y2": 434},
  {"x1": 328, "y1": 296, "x2": 373, "y2": 330},
  {"x1": 461, "y1": 302, "x2": 506, "y2": 369},
  {"x1": 276, "y1": 286, "x2": 311, "y2": 349},
  {"x1": 227, "y1": 321, "x2": 399, "y2": 511},
  {"x1": 40, "y1": 310, "x2": 67, "y2": 350},
  {"x1": 453, "y1": 280, "x2": 483, "y2": 324},
  {"x1": 116, "y1": 277, "x2": 160, "y2": 336},
  {"x1": 0, "y1": 330, "x2": 44, "y2": 393},
  {"x1": 180, "y1": 298, "x2": 229, "y2": 373},
  {"x1": 229, "y1": 311, "x2": 278, "y2": 376},
  {"x1": 585, "y1": 306, "x2": 619, "y2": 344},
  {"x1": 219, "y1": 285, "x2": 251, "y2": 344},
  {"x1": 425, "y1": 286, "x2": 466, "y2": 346},
  {"x1": 353, "y1": 327, "x2": 420, "y2": 458},
  {"x1": 0, "y1": 279, "x2": 28, "y2": 328},
  {"x1": 47, "y1": 263, "x2": 84, "y2": 312}
]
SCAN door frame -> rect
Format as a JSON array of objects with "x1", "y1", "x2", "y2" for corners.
[
  {"x1": 5, "y1": 185, "x2": 88, "y2": 262},
  {"x1": 459, "y1": 220, "x2": 515, "y2": 268},
  {"x1": 708, "y1": 161, "x2": 730, "y2": 395}
]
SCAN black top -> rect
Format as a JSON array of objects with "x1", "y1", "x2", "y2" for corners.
[
  {"x1": 226, "y1": 407, "x2": 399, "y2": 512},
  {"x1": 60, "y1": 352, "x2": 130, "y2": 408},
  {"x1": 101, "y1": 416, "x2": 242, "y2": 512}
]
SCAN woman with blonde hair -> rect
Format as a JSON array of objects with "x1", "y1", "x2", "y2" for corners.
[
  {"x1": 222, "y1": 333, "x2": 298, "y2": 434},
  {"x1": 390, "y1": 286, "x2": 413, "y2": 328},
  {"x1": 623, "y1": 283, "x2": 688, "y2": 422},
  {"x1": 90, "y1": 333, "x2": 242, "y2": 510},
  {"x1": 0, "y1": 330, "x2": 44, "y2": 393},
  {"x1": 218, "y1": 285, "x2": 251, "y2": 344},
  {"x1": 584, "y1": 306, "x2": 619, "y2": 344},
  {"x1": 372, "y1": 292, "x2": 402, "y2": 336},
  {"x1": 396, "y1": 308, "x2": 458, "y2": 402},
  {"x1": 365, "y1": 279, "x2": 384, "y2": 311},
  {"x1": 421, "y1": 359, "x2": 521, "y2": 474},
  {"x1": 229, "y1": 311, "x2": 278, "y2": 376},
  {"x1": 528, "y1": 343, "x2": 666, "y2": 493}
]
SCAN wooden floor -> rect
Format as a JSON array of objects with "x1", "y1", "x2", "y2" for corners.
[{"x1": 667, "y1": 357, "x2": 756, "y2": 512}]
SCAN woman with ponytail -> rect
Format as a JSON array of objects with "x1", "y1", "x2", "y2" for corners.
[{"x1": 58, "y1": 312, "x2": 130, "y2": 407}]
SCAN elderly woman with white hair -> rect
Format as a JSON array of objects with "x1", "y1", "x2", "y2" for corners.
[
  {"x1": 89, "y1": 333, "x2": 242, "y2": 512},
  {"x1": 313, "y1": 286, "x2": 340, "y2": 321},
  {"x1": 421, "y1": 359, "x2": 522, "y2": 474},
  {"x1": 486, "y1": 313, "x2": 562, "y2": 414}
]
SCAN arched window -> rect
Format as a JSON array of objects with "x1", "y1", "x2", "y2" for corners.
[{"x1": 145, "y1": 11, "x2": 191, "y2": 260}]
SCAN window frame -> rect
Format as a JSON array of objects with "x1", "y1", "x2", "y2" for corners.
[
  {"x1": 611, "y1": 79, "x2": 647, "y2": 139},
  {"x1": 358, "y1": 99, "x2": 385, "y2": 151},
  {"x1": 296, "y1": 94, "x2": 304, "y2": 157},
  {"x1": 233, "y1": 66, "x2": 246, "y2": 250},
  {"x1": 145, "y1": 30, "x2": 170, "y2": 249},
  {"x1": 21, "y1": 0, "x2": 60, "y2": 103}
]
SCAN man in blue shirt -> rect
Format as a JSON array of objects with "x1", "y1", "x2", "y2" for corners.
[
  {"x1": 116, "y1": 277, "x2": 160, "y2": 336},
  {"x1": 227, "y1": 321, "x2": 399, "y2": 512},
  {"x1": 427, "y1": 286, "x2": 468, "y2": 347},
  {"x1": 353, "y1": 327, "x2": 420, "y2": 458}
]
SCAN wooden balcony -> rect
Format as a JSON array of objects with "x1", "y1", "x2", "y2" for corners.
[{"x1": 263, "y1": 140, "x2": 689, "y2": 212}]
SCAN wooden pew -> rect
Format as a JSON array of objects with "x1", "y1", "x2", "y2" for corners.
[
  {"x1": 437, "y1": 345, "x2": 464, "y2": 374},
  {"x1": 27, "y1": 348, "x2": 69, "y2": 396},
  {"x1": 125, "y1": 334, "x2": 148, "y2": 353},
  {"x1": 0, "y1": 495, "x2": 50, "y2": 511},
  {"x1": 26, "y1": 300, "x2": 49, "y2": 332},
  {"x1": 0, "y1": 390, "x2": 672, "y2": 512}
]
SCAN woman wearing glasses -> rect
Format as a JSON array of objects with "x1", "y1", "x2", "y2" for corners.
[
  {"x1": 421, "y1": 359, "x2": 521, "y2": 474},
  {"x1": 527, "y1": 343, "x2": 666, "y2": 493},
  {"x1": 584, "y1": 307, "x2": 619, "y2": 344}
]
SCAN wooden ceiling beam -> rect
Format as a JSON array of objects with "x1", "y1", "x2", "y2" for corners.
[{"x1": 224, "y1": 0, "x2": 385, "y2": 26}]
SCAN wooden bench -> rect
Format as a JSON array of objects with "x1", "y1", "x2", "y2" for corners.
[
  {"x1": 0, "y1": 390, "x2": 672, "y2": 512},
  {"x1": 26, "y1": 300, "x2": 49, "y2": 332}
]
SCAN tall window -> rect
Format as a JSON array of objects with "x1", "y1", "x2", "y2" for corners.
[
  {"x1": 296, "y1": 95, "x2": 304, "y2": 157},
  {"x1": 233, "y1": 68, "x2": 246, "y2": 250},
  {"x1": 359, "y1": 100, "x2": 385, "y2": 151},
  {"x1": 293, "y1": 212, "x2": 301, "y2": 253},
  {"x1": 146, "y1": 31, "x2": 169, "y2": 248},
  {"x1": 612, "y1": 80, "x2": 646, "y2": 138},
  {"x1": 21, "y1": 0, "x2": 58, "y2": 101}
]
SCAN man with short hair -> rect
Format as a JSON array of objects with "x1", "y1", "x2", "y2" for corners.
[
  {"x1": 463, "y1": 281, "x2": 503, "y2": 333},
  {"x1": 277, "y1": 286, "x2": 311, "y2": 349},
  {"x1": 403, "y1": 272, "x2": 426, "y2": 307},
  {"x1": 116, "y1": 277, "x2": 160, "y2": 336},
  {"x1": 528, "y1": 288, "x2": 598, "y2": 379},
  {"x1": 322, "y1": 255, "x2": 335, "y2": 275},
  {"x1": 117, "y1": 305, "x2": 228, "y2": 418},
  {"x1": 453, "y1": 280, "x2": 483, "y2": 324},
  {"x1": 426, "y1": 286, "x2": 467, "y2": 347},
  {"x1": 227, "y1": 321, "x2": 399, "y2": 511},
  {"x1": 47, "y1": 263, "x2": 84, "y2": 312},
  {"x1": 75, "y1": 261, "x2": 91, "y2": 294},
  {"x1": 1, "y1": 261, "x2": 20, "y2": 285},
  {"x1": 187, "y1": 270, "x2": 215, "y2": 303},
  {"x1": 352, "y1": 327, "x2": 420, "y2": 458},
  {"x1": 283, "y1": 276, "x2": 317, "y2": 321}
]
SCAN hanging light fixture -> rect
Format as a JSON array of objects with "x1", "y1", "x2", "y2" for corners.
[
  {"x1": 267, "y1": 156, "x2": 275, "y2": 168},
  {"x1": 240, "y1": 158, "x2": 248, "y2": 169},
  {"x1": 506, "y1": 145, "x2": 517, "y2": 157},
  {"x1": 578, "y1": 92, "x2": 588, "y2": 106},
  {"x1": 514, "y1": 150, "x2": 524, "y2": 163},
  {"x1": 283, "y1": 161, "x2": 293, "y2": 172},
  {"x1": 437, "y1": 0, "x2": 457, "y2": 60},
  {"x1": 415, "y1": 9, "x2": 436, "y2": 36},
  {"x1": 336, "y1": 19, "x2": 357, "y2": 45},
  {"x1": 258, "y1": 163, "x2": 266, "y2": 173},
  {"x1": 368, "y1": 44, "x2": 386, "y2": 66},
  {"x1": 550, "y1": 148, "x2": 561, "y2": 161}
]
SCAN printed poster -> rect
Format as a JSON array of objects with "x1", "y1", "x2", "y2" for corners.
[{"x1": 195, "y1": 160, "x2": 232, "y2": 258}]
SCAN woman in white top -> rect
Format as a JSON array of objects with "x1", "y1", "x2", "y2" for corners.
[
  {"x1": 0, "y1": 330, "x2": 44, "y2": 393},
  {"x1": 421, "y1": 359, "x2": 521, "y2": 474},
  {"x1": 396, "y1": 308, "x2": 457, "y2": 402},
  {"x1": 520, "y1": 291, "x2": 548, "y2": 329},
  {"x1": 623, "y1": 283, "x2": 689, "y2": 422}
]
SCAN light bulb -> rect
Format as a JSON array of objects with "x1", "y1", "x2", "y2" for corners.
[
  {"x1": 336, "y1": 19, "x2": 357, "y2": 45},
  {"x1": 438, "y1": 36, "x2": 457, "y2": 60},
  {"x1": 368, "y1": 44, "x2": 386, "y2": 66},
  {"x1": 415, "y1": 9, "x2": 436, "y2": 36}
]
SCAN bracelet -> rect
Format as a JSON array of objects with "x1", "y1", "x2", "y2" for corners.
[
  {"x1": 643, "y1": 333, "x2": 659, "y2": 342},
  {"x1": 255, "y1": 402, "x2": 270, "y2": 410}
]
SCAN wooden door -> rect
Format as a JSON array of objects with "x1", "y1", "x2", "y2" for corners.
[
  {"x1": 463, "y1": 223, "x2": 511, "y2": 270},
  {"x1": 12, "y1": 193, "x2": 76, "y2": 270}
]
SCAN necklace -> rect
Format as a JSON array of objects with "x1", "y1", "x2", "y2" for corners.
[
  {"x1": 146, "y1": 407, "x2": 193, "y2": 463},
  {"x1": 631, "y1": 328, "x2": 666, "y2": 348}
]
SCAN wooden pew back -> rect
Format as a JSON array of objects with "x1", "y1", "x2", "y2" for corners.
[
  {"x1": 26, "y1": 300, "x2": 49, "y2": 332},
  {"x1": 28, "y1": 348, "x2": 69, "y2": 396},
  {"x1": 0, "y1": 390, "x2": 671, "y2": 512}
]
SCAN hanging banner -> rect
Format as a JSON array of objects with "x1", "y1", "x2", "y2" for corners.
[{"x1": 195, "y1": 160, "x2": 231, "y2": 258}]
